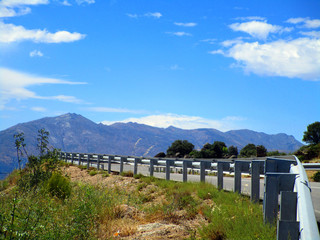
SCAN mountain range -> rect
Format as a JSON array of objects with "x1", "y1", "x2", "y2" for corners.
[{"x1": 0, "y1": 113, "x2": 303, "y2": 174}]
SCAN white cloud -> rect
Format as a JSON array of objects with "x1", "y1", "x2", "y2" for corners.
[
  {"x1": 86, "y1": 107, "x2": 145, "y2": 114},
  {"x1": 286, "y1": 18, "x2": 320, "y2": 28},
  {"x1": 0, "y1": 21, "x2": 86, "y2": 43},
  {"x1": 300, "y1": 31, "x2": 320, "y2": 38},
  {"x1": 29, "y1": 49, "x2": 43, "y2": 57},
  {"x1": 0, "y1": 0, "x2": 49, "y2": 7},
  {"x1": 235, "y1": 16, "x2": 266, "y2": 21},
  {"x1": 200, "y1": 38, "x2": 216, "y2": 44},
  {"x1": 101, "y1": 113, "x2": 245, "y2": 132},
  {"x1": 61, "y1": 0, "x2": 71, "y2": 6},
  {"x1": 174, "y1": 22, "x2": 197, "y2": 27},
  {"x1": 167, "y1": 31, "x2": 192, "y2": 37},
  {"x1": 75, "y1": 0, "x2": 95, "y2": 5},
  {"x1": 31, "y1": 106, "x2": 46, "y2": 112},
  {"x1": 127, "y1": 12, "x2": 162, "y2": 19},
  {"x1": 170, "y1": 64, "x2": 183, "y2": 70},
  {"x1": 229, "y1": 21, "x2": 292, "y2": 40},
  {"x1": 217, "y1": 38, "x2": 320, "y2": 80},
  {"x1": 0, "y1": 0, "x2": 48, "y2": 17},
  {"x1": 144, "y1": 12, "x2": 162, "y2": 18},
  {"x1": 0, "y1": 67, "x2": 86, "y2": 109}
]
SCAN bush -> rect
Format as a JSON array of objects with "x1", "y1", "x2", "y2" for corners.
[
  {"x1": 120, "y1": 171, "x2": 134, "y2": 177},
  {"x1": 89, "y1": 170, "x2": 98, "y2": 176},
  {"x1": 312, "y1": 171, "x2": 320, "y2": 182},
  {"x1": 46, "y1": 172, "x2": 71, "y2": 200}
]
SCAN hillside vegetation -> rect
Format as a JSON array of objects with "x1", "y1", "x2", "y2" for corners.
[{"x1": 0, "y1": 162, "x2": 276, "y2": 240}]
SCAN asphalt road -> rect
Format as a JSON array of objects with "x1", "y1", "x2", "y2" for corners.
[{"x1": 98, "y1": 162, "x2": 320, "y2": 224}]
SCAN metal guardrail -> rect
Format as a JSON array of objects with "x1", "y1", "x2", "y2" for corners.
[{"x1": 59, "y1": 152, "x2": 319, "y2": 240}]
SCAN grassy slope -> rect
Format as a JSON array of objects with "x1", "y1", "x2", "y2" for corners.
[{"x1": 0, "y1": 164, "x2": 276, "y2": 240}]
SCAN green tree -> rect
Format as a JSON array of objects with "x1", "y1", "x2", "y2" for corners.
[
  {"x1": 37, "y1": 128, "x2": 50, "y2": 157},
  {"x1": 13, "y1": 132, "x2": 28, "y2": 170},
  {"x1": 302, "y1": 121, "x2": 320, "y2": 145},
  {"x1": 240, "y1": 144, "x2": 257, "y2": 157},
  {"x1": 228, "y1": 145, "x2": 238, "y2": 157},
  {"x1": 198, "y1": 141, "x2": 227, "y2": 158},
  {"x1": 256, "y1": 145, "x2": 267, "y2": 157},
  {"x1": 166, "y1": 140, "x2": 194, "y2": 158}
]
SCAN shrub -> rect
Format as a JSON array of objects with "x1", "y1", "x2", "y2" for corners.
[
  {"x1": 89, "y1": 170, "x2": 98, "y2": 176},
  {"x1": 46, "y1": 172, "x2": 71, "y2": 200},
  {"x1": 312, "y1": 171, "x2": 320, "y2": 182},
  {"x1": 134, "y1": 173, "x2": 144, "y2": 179},
  {"x1": 120, "y1": 171, "x2": 134, "y2": 177}
]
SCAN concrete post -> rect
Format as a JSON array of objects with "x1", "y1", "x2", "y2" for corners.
[{"x1": 78, "y1": 154, "x2": 81, "y2": 166}]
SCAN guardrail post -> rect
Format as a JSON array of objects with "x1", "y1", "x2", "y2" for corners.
[
  {"x1": 277, "y1": 191, "x2": 299, "y2": 240},
  {"x1": 120, "y1": 157, "x2": 125, "y2": 174},
  {"x1": 108, "y1": 156, "x2": 114, "y2": 174},
  {"x1": 263, "y1": 173, "x2": 296, "y2": 224},
  {"x1": 200, "y1": 161, "x2": 206, "y2": 182},
  {"x1": 97, "y1": 155, "x2": 101, "y2": 170},
  {"x1": 134, "y1": 158, "x2": 139, "y2": 175},
  {"x1": 217, "y1": 162, "x2": 224, "y2": 190},
  {"x1": 78, "y1": 154, "x2": 81, "y2": 166},
  {"x1": 183, "y1": 161, "x2": 188, "y2": 182},
  {"x1": 234, "y1": 161, "x2": 241, "y2": 193},
  {"x1": 166, "y1": 160, "x2": 171, "y2": 180},
  {"x1": 71, "y1": 153, "x2": 75, "y2": 164},
  {"x1": 150, "y1": 159, "x2": 155, "y2": 177},
  {"x1": 87, "y1": 154, "x2": 90, "y2": 169},
  {"x1": 251, "y1": 161, "x2": 261, "y2": 202}
]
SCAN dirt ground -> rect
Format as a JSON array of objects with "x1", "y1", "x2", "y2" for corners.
[{"x1": 62, "y1": 166, "x2": 209, "y2": 239}]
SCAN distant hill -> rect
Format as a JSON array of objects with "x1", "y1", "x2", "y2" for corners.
[{"x1": 0, "y1": 113, "x2": 303, "y2": 173}]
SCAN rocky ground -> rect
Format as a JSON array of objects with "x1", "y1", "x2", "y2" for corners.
[{"x1": 62, "y1": 166, "x2": 210, "y2": 239}]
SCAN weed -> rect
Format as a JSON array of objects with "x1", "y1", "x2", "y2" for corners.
[
  {"x1": 133, "y1": 173, "x2": 144, "y2": 179},
  {"x1": 120, "y1": 171, "x2": 134, "y2": 177},
  {"x1": 46, "y1": 172, "x2": 71, "y2": 200},
  {"x1": 89, "y1": 170, "x2": 98, "y2": 176}
]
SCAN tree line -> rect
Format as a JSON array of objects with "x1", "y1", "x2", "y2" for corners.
[
  {"x1": 156, "y1": 121, "x2": 320, "y2": 160},
  {"x1": 155, "y1": 140, "x2": 285, "y2": 159}
]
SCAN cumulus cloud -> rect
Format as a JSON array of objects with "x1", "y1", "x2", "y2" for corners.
[
  {"x1": 300, "y1": 31, "x2": 320, "y2": 38},
  {"x1": 229, "y1": 21, "x2": 292, "y2": 40},
  {"x1": 213, "y1": 38, "x2": 320, "y2": 80},
  {"x1": 101, "y1": 113, "x2": 245, "y2": 132},
  {"x1": 29, "y1": 49, "x2": 43, "y2": 57},
  {"x1": 286, "y1": 17, "x2": 320, "y2": 28},
  {"x1": 0, "y1": 67, "x2": 86, "y2": 109},
  {"x1": 174, "y1": 22, "x2": 197, "y2": 27},
  {"x1": 0, "y1": 0, "x2": 48, "y2": 17},
  {"x1": 0, "y1": 21, "x2": 86, "y2": 43}
]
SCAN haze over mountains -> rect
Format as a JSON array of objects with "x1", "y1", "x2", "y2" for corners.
[{"x1": 0, "y1": 113, "x2": 303, "y2": 174}]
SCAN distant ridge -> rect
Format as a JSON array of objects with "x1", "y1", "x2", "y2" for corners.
[{"x1": 0, "y1": 113, "x2": 303, "y2": 170}]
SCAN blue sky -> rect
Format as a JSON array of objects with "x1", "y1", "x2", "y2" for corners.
[{"x1": 0, "y1": 0, "x2": 319, "y2": 143}]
